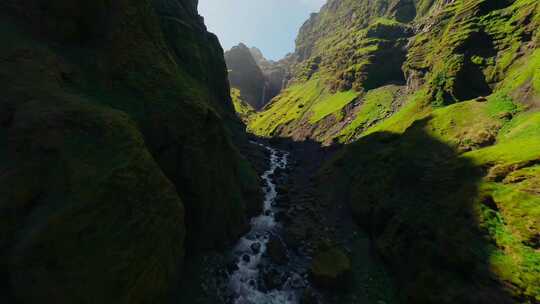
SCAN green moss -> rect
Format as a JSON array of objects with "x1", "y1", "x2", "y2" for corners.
[
  {"x1": 1, "y1": 96, "x2": 185, "y2": 304},
  {"x1": 249, "y1": 77, "x2": 326, "y2": 135},
  {"x1": 309, "y1": 89, "x2": 358, "y2": 123},
  {"x1": 231, "y1": 88, "x2": 255, "y2": 122},
  {"x1": 311, "y1": 247, "x2": 352, "y2": 288},
  {"x1": 1, "y1": 2, "x2": 261, "y2": 303},
  {"x1": 365, "y1": 89, "x2": 432, "y2": 135},
  {"x1": 475, "y1": 177, "x2": 540, "y2": 301},
  {"x1": 338, "y1": 85, "x2": 400, "y2": 142}
]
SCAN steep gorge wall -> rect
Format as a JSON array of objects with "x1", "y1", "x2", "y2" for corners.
[
  {"x1": 225, "y1": 43, "x2": 267, "y2": 110},
  {"x1": 0, "y1": 0, "x2": 260, "y2": 303},
  {"x1": 243, "y1": 0, "x2": 539, "y2": 302},
  {"x1": 225, "y1": 44, "x2": 289, "y2": 110}
]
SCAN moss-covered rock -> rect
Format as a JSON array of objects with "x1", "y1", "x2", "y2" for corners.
[
  {"x1": 1, "y1": 95, "x2": 185, "y2": 304},
  {"x1": 0, "y1": 0, "x2": 261, "y2": 302},
  {"x1": 310, "y1": 247, "x2": 352, "y2": 289}
]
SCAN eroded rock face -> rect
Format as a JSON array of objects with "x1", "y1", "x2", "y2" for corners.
[
  {"x1": 250, "y1": 47, "x2": 290, "y2": 99},
  {"x1": 225, "y1": 44, "x2": 289, "y2": 110},
  {"x1": 225, "y1": 43, "x2": 267, "y2": 110}
]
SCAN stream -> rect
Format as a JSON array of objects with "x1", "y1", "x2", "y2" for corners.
[
  {"x1": 228, "y1": 142, "x2": 303, "y2": 304},
  {"x1": 179, "y1": 140, "x2": 396, "y2": 304}
]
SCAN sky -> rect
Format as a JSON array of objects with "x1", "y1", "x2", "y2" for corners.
[{"x1": 198, "y1": 0, "x2": 326, "y2": 61}]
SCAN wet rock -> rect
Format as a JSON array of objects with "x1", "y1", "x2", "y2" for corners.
[
  {"x1": 274, "y1": 211, "x2": 290, "y2": 223},
  {"x1": 289, "y1": 273, "x2": 305, "y2": 289},
  {"x1": 276, "y1": 194, "x2": 291, "y2": 206},
  {"x1": 263, "y1": 268, "x2": 285, "y2": 290},
  {"x1": 242, "y1": 254, "x2": 251, "y2": 263},
  {"x1": 284, "y1": 225, "x2": 307, "y2": 250},
  {"x1": 227, "y1": 261, "x2": 239, "y2": 274},
  {"x1": 277, "y1": 185, "x2": 289, "y2": 194},
  {"x1": 310, "y1": 247, "x2": 351, "y2": 289},
  {"x1": 251, "y1": 242, "x2": 262, "y2": 254},
  {"x1": 301, "y1": 287, "x2": 320, "y2": 304},
  {"x1": 266, "y1": 236, "x2": 288, "y2": 265}
]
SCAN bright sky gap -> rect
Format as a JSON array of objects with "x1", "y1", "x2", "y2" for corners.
[{"x1": 198, "y1": 0, "x2": 326, "y2": 60}]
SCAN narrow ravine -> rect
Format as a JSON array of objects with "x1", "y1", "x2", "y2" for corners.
[
  {"x1": 228, "y1": 141, "x2": 302, "y2": 304},
  {"x1": 198, "y1": 139, "x2": 398, "y2": 304}
]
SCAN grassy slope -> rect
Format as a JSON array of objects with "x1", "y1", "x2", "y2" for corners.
[
  {"x1": 231, "y1": 88, "x2": 255, "y2": 123},
  {"x1": 325, "y1": 25, "x2": 540, "y2": 304},
  {"x1": 243, "y1": 0, "x2": 540, "y2": 302},
  {"x1": 249, "y1": 77, "x2": 360, "y2": 136}
]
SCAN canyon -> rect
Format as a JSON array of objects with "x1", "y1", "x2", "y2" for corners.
[{"x1": 0, "y1": 0, "x2": 538, "y2": 304}]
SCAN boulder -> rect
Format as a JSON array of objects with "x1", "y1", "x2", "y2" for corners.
[
  {"x1": 266, "y1": 236, "x2": 289, "y2": 265},
  {"x1": 301, "y1": 287, "x2": 320, "y2": 304},
  {"x1": 263, "y1": 268, "x2": 285, "y2": 290},
  {"x1": 310, "y1": 247, "x2": 351, "y2": 289},
  {"x1": 251, "y1": 242, "x2": 262, "y2": 254}
]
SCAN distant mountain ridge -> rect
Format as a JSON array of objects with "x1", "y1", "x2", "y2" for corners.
[{"x1": 225, "y1": 43, "x2": 290, "y2": 110}]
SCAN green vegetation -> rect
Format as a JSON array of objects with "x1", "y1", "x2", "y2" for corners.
[
  {"x1": 231, "y1": 88, "x2": 255, "y2": 122},
  {"x1": 238, "y1": 0, "x2": 540, "y2": 302},
  {"x1": 249, "y1": 77, "x2": 358, "y2": 135},
  {"x1": 338, "y1": 85, "x2": 401, "y2": 142},
  {"x1": 309, "y1": 89, "x2": 358, "y2": 123},
  {"x1": 0, "y1": 1, "x2": 260, "y2": 303},
  {"x1": 249, "y1": 78, "x2": 324, "y2": 135}
]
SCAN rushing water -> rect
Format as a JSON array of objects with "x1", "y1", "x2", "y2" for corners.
[{"x1": 228, "y1": 142, "x2": 299, "y2": 304}]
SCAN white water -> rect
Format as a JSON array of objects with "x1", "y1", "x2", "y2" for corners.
[
  {"x1": 260, "y1": 83, "x2": 268, "y2": 108},
  {"x1": 228, "y1": 142, "x2": 298, "y2": 304}
]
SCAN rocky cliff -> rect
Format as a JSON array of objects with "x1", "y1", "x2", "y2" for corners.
[
  {"x1": 250, "y1": 47, "x2": 290, "y2": 101},
  {"x1": 240, "y1": 0, "x2": 540, "y2": 302},
  {"x1": 225, "y1": 43, "x2": 268, "y2": 110},
  {"x1": 225, "y1": 44, "x2": 289, "y2": 110},
  {"x1": 0, "y1": 0, "x2": 260, "y2": 303}
]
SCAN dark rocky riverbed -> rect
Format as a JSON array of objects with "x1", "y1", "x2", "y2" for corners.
[{"x1": 177, "y1": 139, "x2": 397, "y2": 304}]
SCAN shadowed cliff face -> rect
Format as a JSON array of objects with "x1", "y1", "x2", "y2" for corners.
[
  {"x1": 0, "y1": 0, "x2": 261, "y2": 303},
  {"x1": 225, "y1": 43, "x2": 268, "y2": 110},
  {"x1": 322, "y1": 119, "x2": 518, "y2": 303},
  {"x1": 225, "y1": 44, "x2": 289, "y2": 111}
]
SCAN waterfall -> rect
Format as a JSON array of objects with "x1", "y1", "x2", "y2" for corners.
[
  {"x1": 228, "y1": 142, "x2": 300, "y2": 304},
  {"x1": 260, "y1": 82, "x2": 267, "y2": 108}
]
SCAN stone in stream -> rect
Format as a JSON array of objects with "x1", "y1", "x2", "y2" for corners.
[
  {"x1": 263, "y1": 268, "x2": 285, "y2": 290},
  {"x1": 250, "y1": 242, "x2": 262, "y2": 254},
  {"x1": 310, "y1": 247, "x2": 352, "y2": 289},
  {"x1": 289, "y1": 272, "x2": 305, "y2": 289},
  {"x1": 266, "y1": 236, "x2": 288, "y2": 265},
  {"x1": 301, "y1": 287, "x2": 320, "y2": 304},
  {"x1": 227, "y1": 261, "x2": 239, "y2": 274},
  {"x1": 275, "y1": 194, "x2": 291, "y2": 207},
  {"x1": 277, "y1": 185, "x2": 289, "y2": 194},
  {"x1": 274, "y1": 211, "x2": 290, "y2": 223}
]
